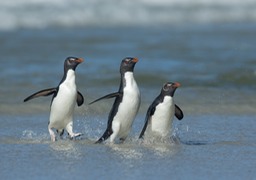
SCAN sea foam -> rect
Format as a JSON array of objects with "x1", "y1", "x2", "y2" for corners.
[{"x1": 0, "y1": 0, "x2": 255, "y2": 30}]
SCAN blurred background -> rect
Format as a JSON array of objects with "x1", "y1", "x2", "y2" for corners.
[
  {"x1": 0, "y1": 0, "x2": 256, "y2": 29},
  {"x1": 0, "y1": 0, "x2": 255, "y2": 115}
]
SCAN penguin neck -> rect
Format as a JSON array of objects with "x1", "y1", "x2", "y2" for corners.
[
  {"x1": 159, "y1": 93, "x2": 171, "y2": 103},
  {"x1": 121, "y1": 71, "x2": 135, "y2": 89},
  {"x1": 60, "y1": 69, "x2": 76, "y2": 86}
]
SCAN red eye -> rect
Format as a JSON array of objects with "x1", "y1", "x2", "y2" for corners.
[
  {"x1": 163, "y1": 85, "x2": 168, "y2": 91},
  {"x1": 68, "y1": 58, "x2": 76, "y2": 64}
]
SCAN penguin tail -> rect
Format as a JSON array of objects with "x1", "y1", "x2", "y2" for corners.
[
  {"x1": 95, "y1": 129, "x2": 112, "y2": 144},
  {"x1": 138, "y1": 134, "x2": 144, "y2": 139},
  {"x1": 95, "y1": 138, "x2": 104, "y2": 144}
]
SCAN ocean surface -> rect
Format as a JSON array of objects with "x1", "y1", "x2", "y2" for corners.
[{"x1": 0, "y1": 0, "x2": 256, "y2": 179}]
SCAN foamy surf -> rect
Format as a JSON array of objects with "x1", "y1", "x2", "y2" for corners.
[{"x1": 0, "y1": 0, "x2": 255, "y2": 30}]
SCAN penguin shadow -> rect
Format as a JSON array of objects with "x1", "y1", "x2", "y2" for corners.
[{"x1": 180, "y1": 140, "x2": 211, "y2": 146}]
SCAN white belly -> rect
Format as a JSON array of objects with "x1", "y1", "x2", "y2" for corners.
[
  {"x1": 112, "y1": 72, "x2": 140, "y2": 139},
  {"x1": 149, "y1": 96, "x2": 174, "y2": 137},
  {"x1": 49, "y1": 71, "x2": 77, "y2": 130}
]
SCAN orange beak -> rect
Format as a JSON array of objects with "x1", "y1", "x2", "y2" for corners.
[
  {"x1": 132, "y1": 57, "x2": 139, "y2": 63},
  {"x1": 75, "y1": 58, "x2": 84, "y2": 63},
  {"x1": 174, "y1": 82, "x2": 181, "y2": 88}
]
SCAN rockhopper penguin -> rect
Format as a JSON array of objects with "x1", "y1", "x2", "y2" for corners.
[
  {"x1": 24, "y1": 57, "x2": 84, "y2": 142},
  {"x1": 90, "y1": 57, "x2": 141, "y2": 143},
  {"x1": 139, "y1": 82, "x2": 183, "y2": 139}
]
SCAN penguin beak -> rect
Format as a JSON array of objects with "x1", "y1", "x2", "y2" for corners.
[
  {"x1": 132, "y1": 58, "x2": 139, "y2": 63},
  {"x1": 75, "y1": 58, "x2": 84, "y2": 63},
  {"x1": 173, "y1": 82, "x2": 181, "y2": 88}
]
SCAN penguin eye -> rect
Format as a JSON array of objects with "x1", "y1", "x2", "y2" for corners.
[
  {"x1": 68, "y1": 58, "x2": 75, "y2": 63},
  {"x1": 163, "y1": 84, "x2": 172, "y2": 91},
  {"x1": 124, "y1": 59, "x2": 130, "y2": 64},
  {"x1": 163, "y1": 85, "x2": 169, "y2": 91}
]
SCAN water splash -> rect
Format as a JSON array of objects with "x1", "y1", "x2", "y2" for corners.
[{"x1": 21, "y1": 130, "x2": 49, "y2": 143}]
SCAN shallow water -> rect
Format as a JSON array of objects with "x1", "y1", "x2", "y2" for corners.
[
  {"x1": 1, "y1": 1, "x2": 256, "y2": 179},
  {"x1": 1, "y1": 115, "x2": 255, "y2": 179},
  {"x1": 1, "y1": 24, "x2": 256, "y2": 178}
]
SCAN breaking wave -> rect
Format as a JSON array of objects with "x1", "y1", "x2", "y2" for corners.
[{"x1": 0, "y1": 0, "x2": 256, "y2": 30}]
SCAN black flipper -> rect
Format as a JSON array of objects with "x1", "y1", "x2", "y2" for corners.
[
  {"x1": 175, "y1": 104, "x2": 184, "y2": 120},
  {"x1": 89, "y1": 92, "x2": 122, "y2": 105},
  {"x1": 139, "y1": 105, "x2": 156, "y2": 139},
  {"x1": 77, "y1": 91, "x2": 84, "y2": 106},
  {"x1": 23, "y1": 88, "x2": 57, "y2": 102}
]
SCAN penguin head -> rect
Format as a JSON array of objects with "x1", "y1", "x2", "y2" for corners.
[
  {"x1": 64, "y1": 57, "x2": 84, "y2": 72},
  {"x1": 161, "y1": 82, "x2": 181, "y2": 97},
  {"x1": 120, "y1": 57, "x2": 138, "y2": 73}
]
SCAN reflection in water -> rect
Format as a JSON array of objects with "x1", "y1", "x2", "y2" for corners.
[
  {"x1": 141, "y1": 135, "x2": 181, "y2": 157},
  {"x1": 149, "y1": 143, "x2": 180, "y2": 157},
  {"x1": 49, "y1": 141, "x2": 82, "y2": 161},
  {"x1": 108, "y1": 135, "x2": 181, "y2": 160},
  {"x1": 109, "y1": 143, "x2": 143, "y2": 160}
]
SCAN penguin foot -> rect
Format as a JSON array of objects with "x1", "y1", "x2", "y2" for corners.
[
  {"x1": 49, "y1": 128, "x2": 56, "y2": 142},
  {"x1": 73, "y1": 133, "x2": 83, "y2": 138},
  {"x1": 51, "y1": 136, "x2": 56, "y2": 142},
  {"x1": 69, "y1": 133, "x2": 83, "y2": 140},
  {"x1": 119, "y1": 138, "x2": 126, "y2": 144}
]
